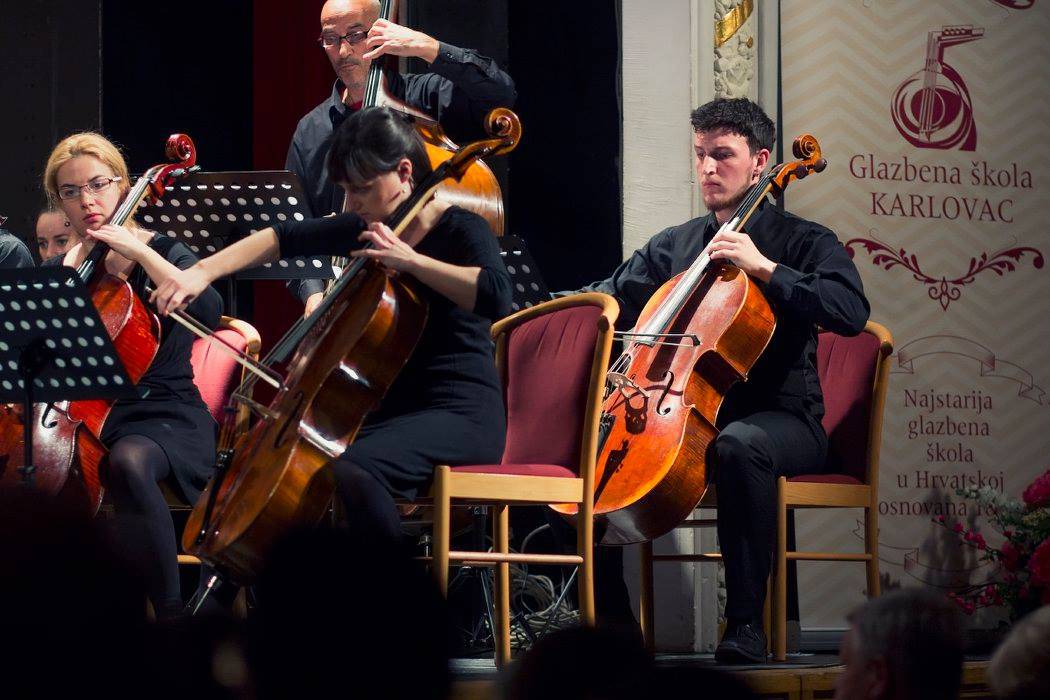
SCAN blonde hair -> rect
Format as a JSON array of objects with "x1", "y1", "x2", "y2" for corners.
[{"x1": 43, "y1": 132, "x2": 131, "y2": 207}]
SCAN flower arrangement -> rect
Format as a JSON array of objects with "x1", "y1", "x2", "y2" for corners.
[{"x1": 933, "y1": 468, "x2": 1050, "y2": 618}]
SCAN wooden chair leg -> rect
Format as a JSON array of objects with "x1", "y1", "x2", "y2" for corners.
[
  {"x1": 577, "y1": 507, "x2": 596, "y2": 627},
  {"x1": 639, "y1": 539, "x2": 655, "y2": 650},
  {"x1": 493, "y1": 503, "x2": 512, "y2": 667},
  {"x1": 774, "y1": 477, "x2": 788, "y2": 661},
  {"x1": 865, "y1": 505, "x2": 881, "y2": 598},
  {"x1": 762, "y1": 577, "x2": 772, "y2": 656},
  {"x1": 432, "y1": 466, "x2": 451, "y2": 596}
]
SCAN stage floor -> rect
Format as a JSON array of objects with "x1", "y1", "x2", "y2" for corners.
[{"x1": 449, "y1": 656, "x2": 991, "y2": 700}]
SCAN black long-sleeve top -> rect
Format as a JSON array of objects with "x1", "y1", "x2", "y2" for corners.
[
  {"x1": 274, "y1": 207, "x2": 512, "y2": 417},
  {"x1": 577, "y1": 203, "x2": 870, "y2": 424}
]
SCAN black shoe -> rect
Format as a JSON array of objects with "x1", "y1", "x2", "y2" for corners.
[{"x1": 714, "y1": 621, "x2": 767, "y2": 664}]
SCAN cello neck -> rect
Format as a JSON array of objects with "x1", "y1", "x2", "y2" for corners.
[
  {"x1": 77, "y1": 174, "x2": 153, "y2": 284},
  {"x1": 635, "y1": 174, "x2": 774, "y2": 339}
]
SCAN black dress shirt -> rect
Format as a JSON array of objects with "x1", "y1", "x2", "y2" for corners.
[
  {"x1": 576, "y1": 203, "x2": 870, "y2": 425},
  {"x1": 284, "y1": 43, "x2": 516, "y2": 302}
]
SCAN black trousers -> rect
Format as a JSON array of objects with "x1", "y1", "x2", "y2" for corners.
[{"x1": 711, "y1": 410, "x2": 827, "y2": 623}]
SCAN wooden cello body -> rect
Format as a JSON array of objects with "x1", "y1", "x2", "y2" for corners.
[
  {"x1": 183, "y1": 110, "x2": 522, "y2": 582},
  {"x1": 183, "y1": 266, "x2": 427, "y2": 580},
  {"x1": 0, "y1": 136, "x2": 196, "y2": 512},
  {"x1": 587, "y1": 264, "x2": 775, "y2": 544},
  {"x1": 566, "y1": 135, "x2": 827, "y2": 545}
]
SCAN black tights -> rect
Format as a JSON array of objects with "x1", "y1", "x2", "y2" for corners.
[
  {"x1": 332, "y1": 460, "x2": 402, "y2": 544},
  {"x1": 104, "y1": 435, "x2": 181, "y2": 619}
]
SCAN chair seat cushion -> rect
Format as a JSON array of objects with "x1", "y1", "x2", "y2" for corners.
[
  {"x1": 787, "y1": 473, "x2": 864, "y2": 485},
  {"x1": 451, "y1": 463, "x2": 577, "y2": 479}
]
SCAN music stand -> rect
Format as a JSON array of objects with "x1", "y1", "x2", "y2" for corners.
[
  {"x1": 0, "y1": 267, "x2": 137, "y2": 487},
  {"x1": 134, "y1": 170, "x2": 336, "y2": 313},
  {"x1": 498, "y1": 235, "x2": 551, "y2": 312}
]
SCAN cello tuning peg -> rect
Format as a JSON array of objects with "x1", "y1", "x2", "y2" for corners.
[
  {"x1": 793, "y1": 165, "x2": 808, "y2": 179},
  {"x1": 813, "y1": 159, "x2": 827, "y2": 173}
]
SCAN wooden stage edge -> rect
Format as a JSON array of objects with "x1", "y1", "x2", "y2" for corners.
[{"x1": 448, "y1": 658, "x2": 991, "y2": 700}]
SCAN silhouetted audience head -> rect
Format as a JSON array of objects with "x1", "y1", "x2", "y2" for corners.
[
  {"x1": 987, "y1": 605, "x2": 1050, "y2": 700},
  {"x1": 0, "y1": 490, "x2": 149, "y2": 696},
  {"x1": 506, "y1": 626, "x2": 652, "y2": 700},
  {"x1": 248, "y1": 526, "x2": 451, "y2": 700},
  {"x1": 834, "y1": 588, "x2": 963, "y2": 700}
]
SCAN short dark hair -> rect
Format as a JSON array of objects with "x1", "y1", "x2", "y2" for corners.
[
  {"x1": 847, "y1": 589, "x2": 964, "y2": 700},
  {"x1": 327, "y1": 106, "x2": 433, "y2": 188},
  {"x1": 690, "y1": 98, "x2": 776, "y2": 154}
]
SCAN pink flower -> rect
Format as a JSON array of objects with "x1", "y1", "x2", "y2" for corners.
[
  {"x1": 1022, "y1": 470, "x2": 1050, "y2": 509},
  {"x1": 1028, "y1": 539, "x2": 1050, "y2": 588},
  {"x1": 953, "y1": 523, "x2": 964, "y2": 533}
]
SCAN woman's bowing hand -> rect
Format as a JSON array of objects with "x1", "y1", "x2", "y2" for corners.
[
  {"x1": 351, "y1": 222, "x2": 423, "y2": 274},
  {"x1": 150, "y1": 265, "x2": 212, "y2": 316}
]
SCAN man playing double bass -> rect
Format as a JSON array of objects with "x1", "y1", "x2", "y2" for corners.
[
  {"x1": 287, "y1": 0, "x2": 516, "y2": 314},
  {"x1": 576, "y1": 98, "x2": 870, "y2": 662}
]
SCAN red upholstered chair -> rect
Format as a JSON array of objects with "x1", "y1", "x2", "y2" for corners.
[
  {"x1": 424, "y1": 293, "x2": 618, "y2": 667},
  {"x1": 173, "y1": 315, "x2": 261, "y2": 565},
  {"x1": 639, "y1": 321, "x2": 893, "y2": 661},
  {"x1": 771, "y1": 321, "x2": 893, "y2": 659},
  {"x1": 189, "y1": 315, "x2": 261, "y2": 434}
]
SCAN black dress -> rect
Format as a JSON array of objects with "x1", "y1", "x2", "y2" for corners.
[
  {"x1": 45, "y1": 234, "x2": 223, "y2": 501},
  {"x1": 275, "y1": 206, "x2": 513, "y2": 499}
]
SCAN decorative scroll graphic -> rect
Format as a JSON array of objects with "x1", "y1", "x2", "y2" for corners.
[
  {"x1": 715, "y1": 0, "x2": 754, "y2": 48},
  {"x1": 846, "y1": 234, "x2": 1043, "y2": 310},
  {"x1": 891, "y1": 25, "x2": 984, "y2": 151},
  {"x1": 892, "y1": 335, "x2": 1047, "y2": 405}
]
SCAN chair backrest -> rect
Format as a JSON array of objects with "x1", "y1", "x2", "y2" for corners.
[
  {"x1": 816, "y1": 321, "x2": 893, "y2": 485},
  {"x1": 190, "y1": 316, "x2": 261, "y2": 422},
  {"x1": 494, "y1": 294, "x2": 618, "y2": 481}
]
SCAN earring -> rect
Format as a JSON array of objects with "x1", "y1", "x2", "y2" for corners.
[{"x1": 64, "y1": 219, "x2": 71, "y2": 227}]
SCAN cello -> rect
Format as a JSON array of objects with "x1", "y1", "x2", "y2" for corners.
[
  {"x1": 565, "y1": 135, "x2": 827, "y2": 545},
  {"x1": 0, "y1": 135, "x2": 199, "y2": 512},
  {"x1": 182, "y1": 109, "x2": 522, "y2": 583}
]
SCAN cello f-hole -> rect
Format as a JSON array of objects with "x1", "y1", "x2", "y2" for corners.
[
  {"x1": 40, "y1": 403, "x2": 59, "y2": 429},
  {"x1": 273, "y1": 392, "x2": 306, "y2": 449}
]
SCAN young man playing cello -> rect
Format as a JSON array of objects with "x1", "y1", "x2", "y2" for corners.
[{"x1": 577, "y1": 97, "x2": 869, "y2": 662}]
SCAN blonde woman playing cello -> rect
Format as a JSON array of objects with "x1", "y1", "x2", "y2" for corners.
[{"x1": 42, "y1": 133, "x2": 223, "y2": 620}]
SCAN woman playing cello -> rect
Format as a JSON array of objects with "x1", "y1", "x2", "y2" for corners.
[
  {"x1": 154, "y1": 107, "x2": 512, "y2": 541},
  {"x1": 42, "y1": 133, "x2": 222, "y2": 619}
]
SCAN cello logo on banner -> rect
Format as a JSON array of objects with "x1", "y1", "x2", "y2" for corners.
[{"x1": 891, "y1": 25, "x2": 983, "y2": 152}]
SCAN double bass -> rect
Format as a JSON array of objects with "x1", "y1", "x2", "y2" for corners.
[
  {"x1": 183, "y1": 109, "x2": 522, "y2": 583},
  {"x1": 566, "y1": 135, "x2": 828, "y2": 545},
  {"x1": 0, "y1": 135, "x2": 198, "y2": 512},
  {"x1": 359, "y1": 0, "x2": 507, "y2": 234}
]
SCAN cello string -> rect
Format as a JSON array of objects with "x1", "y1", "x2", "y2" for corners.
[{"x1": 605, "y1": 173, "x2": 776, "y2": 378}]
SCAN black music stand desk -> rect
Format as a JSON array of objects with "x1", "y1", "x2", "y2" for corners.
[{"x1": 0, "y1": 267, "x2": 137, "y2": 487}]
